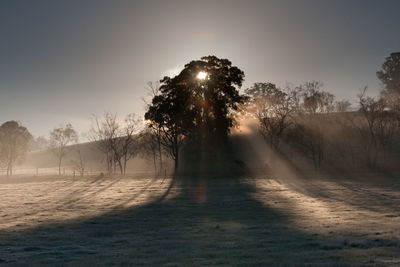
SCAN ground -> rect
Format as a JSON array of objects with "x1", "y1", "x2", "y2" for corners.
[{"x1": 0, "y1": 173, "x2": 400, "y2": 266}]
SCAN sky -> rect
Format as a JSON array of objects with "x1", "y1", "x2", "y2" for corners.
[{"x1": 1, "y1": 0, "x2": 399, "y2": 138}]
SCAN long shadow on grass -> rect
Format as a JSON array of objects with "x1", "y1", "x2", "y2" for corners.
[
  {"x1": 0, "y1": 137, "x2": 394, "y2": 266},
  {"x1": 269, "y1": 148, "x2": 400, "y2": 215},
  {"x1": 239, "y1": 129, "x2": 400, "y2": 217}
]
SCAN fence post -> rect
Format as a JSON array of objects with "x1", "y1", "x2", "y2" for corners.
[{"x1": 36, "y1": 168, "x2": 39, "y2": 176}]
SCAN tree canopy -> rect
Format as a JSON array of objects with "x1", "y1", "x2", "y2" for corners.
[
  {"x1": 178, "y1": 56, "x2": 245, "y2": 138},
  {"x1": 144, "y1": 55, "x2": 246, "y2": 172}
]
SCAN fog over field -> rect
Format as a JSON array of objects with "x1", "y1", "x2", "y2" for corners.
[
  {"x1": 1, "y1": 124, "x2": 400, "y2": 265},
  {"x1": 1, "y1": 132, "x2": 400, "y2": 265},
  {"x1": 1, "y1": 0, "x2": 400, "y2": 266}
]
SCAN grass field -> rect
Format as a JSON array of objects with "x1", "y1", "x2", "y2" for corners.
[{"x1": 1, "y1": 173, "x2": 400, "y2": 266}]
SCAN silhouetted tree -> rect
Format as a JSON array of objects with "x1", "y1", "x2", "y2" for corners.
[
  {"x1": 0, "y1": 121, "x2": 32, "y2": 176},
  {"x1": 49, "y1": 123, "x2": 78, "y2": 175},
  {"x1": 177, "y1": 56, "x2": 245, "y2": 140},
  {"x1": 145, "y1": 56, "x2": 246, "y2": 172},
  {"x1": 145, "y1": 76, "x2": 195, "y2": 172}
]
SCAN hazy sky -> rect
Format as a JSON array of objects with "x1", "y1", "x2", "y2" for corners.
[{"x1": 1, "y1": 0, "x2": 399, "y2": 138}]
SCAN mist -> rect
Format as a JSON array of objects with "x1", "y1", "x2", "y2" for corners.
[{"x1": 2, "y1": 1, "x2": 400, "y2": 266}]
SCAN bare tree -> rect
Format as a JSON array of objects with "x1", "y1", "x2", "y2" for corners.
[
  {"x1": 90, "y1": 114, "x2": 114, "y2": 174},
  {"x1": 286, "y1": 81, "x2": 336, "y2": 168},
  {"x1": 119, "y1": 114, "x2": 142, "y2": 175},
  {"x1": 143, "y1": 81, "x2": 164, "y2": 172},
  {"x1": 300, "y1": 81, "x2": 335, "y2": 114},
  {"x1": 245, "y1": 82, "x2": 298, "y2": 149},
  {"x1": 358, "y1": 88, "x2": 398, "y2": 167},
  {"x1": 49, "y1": 123, "x2": 78, "y2": 175},
  {"x1": 90, "y1": 113, "x2": 141, "y2": 175},
  {"x1": 287, "y1": 117, "x2": 326, "y2": 168},
  {"x1": 138, "y1": 128, "x2": 164, "y2": 174},
  {"x1": 90, "y1": 113, "x2": 120, "y2": 174},
  {"x1": 334, "y1": 100, "x2": 351, "y2": 112},
  {"x1": 0, "y1": 121, "x2": 32, "y2": 176},
  {"x1": 71, "y1": 143, "x2": 86, "y2": 177}
]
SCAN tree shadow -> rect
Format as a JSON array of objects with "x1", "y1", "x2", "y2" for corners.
[
  {"x1": 0, "y1": 175, "x2": 119, "y2": 223},
  {"x1": 239, "y1": 130, "x2": 400, "y2": 216},
  {"x1": 271, "y1": 148, "x2": 400, "y2": 215},
  {"x1": 0, "y1": 138, "x2": 397, "y2": 265}
]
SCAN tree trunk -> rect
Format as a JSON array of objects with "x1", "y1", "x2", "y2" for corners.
[
  {"x1": 7, "y1": 160, "x2": 12, "y2": 176},
  {"x1": 118, "y1": 160, "x2": 123, "y2": 175},
  {"x1": 123, "y1": 155, "x2": 128, "y2": 176},
  {"x1": 174, "y1": 156, "x2": 179, "y2": 173},
  {"x1": 58, "y1": 156, "x2": 62, "y2": 176},
  {"x1": 174, "y1": 149, "x2": 179, "y2": 174},
  {"x1": 106, "y1": 154, "x2": 112, "y2": 175},
  {"x1": 158, "y1": 135, "x2": 163, "y2": 173},
  {"x1": 173, "y1": 135, "x2": 179, "y2": 174},
  {"x1": 152, "y1": 150, "x2": 157, "y2": 175}
]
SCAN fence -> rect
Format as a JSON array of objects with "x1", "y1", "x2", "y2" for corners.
[{"x1": 0, "y1": 167, "x2": 156, "y2": 178}]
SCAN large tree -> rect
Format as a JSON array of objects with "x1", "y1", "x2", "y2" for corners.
[
  {"x1": 145, "y1": 76, "x2": 195, "y2": 172},
  {"x1": 0, "y1": 121, "x2": 32, "y2": 176},
  {"x1": 144, "y1": 55, "x2": 245, "y2": 172},
  {"x1": 179, "y1": 56, "x2": 245, "y2": 139}
]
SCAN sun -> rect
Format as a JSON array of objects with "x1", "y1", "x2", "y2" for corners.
[
  {"x1": 143, "y1": 119, "x2": 151, "y2": 125},
  {"x1": 197, "y1": 71, "x2": 207, "y2": 80}
]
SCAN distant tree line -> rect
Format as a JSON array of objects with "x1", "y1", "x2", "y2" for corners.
[
  {"x1": 245, "y1": 52, "x2": 400, "y2": 170},
  {"x1": 1, "y1": 52, "x2": 399, "y2": 176}
]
